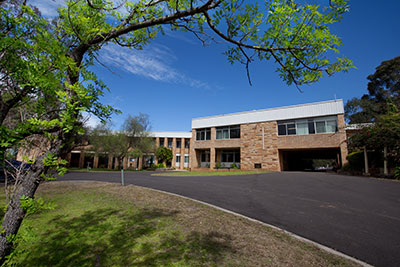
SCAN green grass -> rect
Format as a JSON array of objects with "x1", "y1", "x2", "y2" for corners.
[
  {"x1": 152, "y1": 170, "x2": 271, "y2": 176},
  {"x1": 0, "y1": 182, "x2": 359, "y2": 266}
]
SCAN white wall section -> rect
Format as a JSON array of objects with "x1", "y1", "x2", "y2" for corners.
[{"x1": 192, "y1": 100, "x2": 344, "y2": 129}]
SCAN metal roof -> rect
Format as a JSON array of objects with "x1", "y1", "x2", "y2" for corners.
[
  {"x1": 148, "y1": 131, "x2": 192, "y2": 138},
  {"x1": 192, "y1": 100, "x2": 344, "y2": 129}
]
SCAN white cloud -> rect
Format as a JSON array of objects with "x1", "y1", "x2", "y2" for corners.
[
  {"x1": 29, "y1": 0, "x2": 64, "y2": 18},
  {"x1": 100, "y1": 44, "x2": 212, "y2": 89},
  {"x1": 82, "y1": 112, "x2": 101, "y2": 128}
]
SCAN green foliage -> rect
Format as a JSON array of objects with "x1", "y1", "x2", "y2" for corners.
[
  {"x1": 348, "y1": 105, "x2": 400, "y2": 164},
  {"x1": 231, "y1": 163, "x2": 239, "y2": 169},
  {"x1": 40, "y1": 153, "x2": 67, "y2": 180},
  {"x1": 215, "y1": 162, "x2": 221, "y2": 169},
  {"x1": 156, "y1": 163, "x2": 166, "y2": 169},
  {"x1": 88, "y1": 114, "x2": 154, "y2": 169},
  {"x1": 394, "y1": 167, "x2": 400, "y2": 180},
  {"x1": 345, "y1": 151, "x2": 364, "y2": 171},
  {"x1": 345, "y1": 56, "x2": 400, "y2": 124},
  {"x1": 155, "y1": 147, "x2": 173, "y2": 164},
  {"x1": 19, "y1": 195, "x2": 56, "y2": 217}
]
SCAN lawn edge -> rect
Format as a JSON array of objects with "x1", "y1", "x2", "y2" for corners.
[{"x1": 132, "y1": 184, "x2": 372, "y2": 267}]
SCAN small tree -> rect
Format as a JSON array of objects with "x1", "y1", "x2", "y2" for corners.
[{"x1": 155, "y1": 146, "x2": 173, "y2": 167}]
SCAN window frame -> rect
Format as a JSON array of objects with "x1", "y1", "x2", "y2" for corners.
[
  {"x1": 196, "y1": 128, "x2": 211, "y2": 141},
  {"x1": 277, "y1": 116, "x2": 338, "y2": 136},
  {"x1": 216, "y1": 125, "x2": 240, "y2": 140}
]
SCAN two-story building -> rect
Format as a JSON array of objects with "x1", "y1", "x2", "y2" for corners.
[{"x1": 190, "y1": 100, "x2": 348, "y2": 171}]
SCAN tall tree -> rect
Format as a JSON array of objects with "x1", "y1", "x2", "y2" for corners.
[
  {"x1": 345, "y1": 56, "x2": 400, "y2": 124},
  {"x1": 0, "y1": 0, "x2": 352, "y2": 260},
  {"x1": 89, "y1": 114, "x2": 155, "y2": 169}
]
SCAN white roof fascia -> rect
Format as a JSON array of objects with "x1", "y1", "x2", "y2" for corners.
[
  {"x1": 148, "y1": 131, "x2": 192, "y2": 138},
  {"x1": 192, "y1": 100, "x2": 344, "y2": 129}
]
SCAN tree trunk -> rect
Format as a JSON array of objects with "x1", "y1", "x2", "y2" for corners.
[{"x1": 0, "y1": 136, "x2": 64, "y2": 263}]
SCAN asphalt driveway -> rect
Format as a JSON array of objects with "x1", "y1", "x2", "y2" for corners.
[{"x1": 58, "y1": 171, "x2": 400, "y2": 266}]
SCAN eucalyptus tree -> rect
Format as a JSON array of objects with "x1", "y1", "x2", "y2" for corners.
[
  {"x1": 89, "y1": 114, "x2": 155, "y2": 169},
  {"x1": 0, "y1": 0, "x2": 352, "y2": 260}
]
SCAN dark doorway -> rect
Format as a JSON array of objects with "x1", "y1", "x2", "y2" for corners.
[
  {"x1": 280, "y1": 148, "x2": 340, "y2": 171},
  {"x1": 69, "y1": 152, "x2": 80, "y2": 168}
]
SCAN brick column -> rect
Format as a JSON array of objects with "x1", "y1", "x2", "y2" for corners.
[
  {"x1": 180, "y1": 138, "x2": 185, "y2": 169},
  {"x1": 155, "y1": 137, "x2": 159, "y2": 147},
  {"x1": 79, "y1": 151, "x2": 85, "y2": 168},
  {"x1": 138, "y1": 156, "x2": 143, "y2": 170},
  {"x1": 123, "y1": 157, "x2": 128, "y2": 170},
  {"x1": 107, "y1": 155, "x2": 113, "y2": 169},
  {"x1": 210, "y1": 148, "x2": 215, "y2": 169},
  {"x1": 93, "y1": 155, "x2": 99, "y2": 168},
  {"x1": 172, "y1": 138, "x2": 176, "y2": 168}
]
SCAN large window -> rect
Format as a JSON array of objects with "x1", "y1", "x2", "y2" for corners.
[
  {"x1": 196, "y1": 128, "x2": 211, "y2": 140},
  {"x1": 216, "y1": 125, "x2": 240, "y2": 139},
  {"x1": 176, "y1": 139, "x2": 181, "y2": 148},
  {"x1": 221, "y1": 150, "x2": 240, "y2": 163},
  {"x1": 159, "y1": 138, "x2": 164, "y2": 146},
  {"x1": 175, "y1": 154, "x2": 181, "y2": 163},
  {"x1": 278, "y1": 116, "x2": 338, "y2": 136},
  {"x1": 168, "y1": 138, "x2": 173, "y2": 148},
  {"x1": 185, "y1": 139, "x2": 190, "y2": 148}
]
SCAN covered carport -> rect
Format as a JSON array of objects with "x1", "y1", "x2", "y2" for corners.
[{"x1": 279, "y1": 148, "x2": 341, "y2": 171}]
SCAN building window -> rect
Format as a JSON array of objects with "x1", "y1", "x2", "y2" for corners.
[
  {"x1": 176, "y1": 139, "x2": 181, "y2": 148},
  {"x1": 216, "y1": 125, "x2": 240, "y2": 139},
  {"x1": 176, "y1": 155, "x2": 181, "y2": 163},
  {"x1": 277, "y1": 116, "x2": 338, "y2": 136},
  {"x1": 185, "y1": 139, "x2": 190, "y2": 148},
  {"x1": 221, "y1": 150, "x2": 240, "y2": 163},
  {"x1": 184, "y1": 155, "x2": 189, "y2": 163},
  {"x1": 196, "y1": 128, "x2": 211, "y2": 140},
  {"x1": 159, "y1": 138, "x2": 164, "y2": 146},
  {"x1": 168, "y1": 138, "x2": 172, "y2": 148},
  {"x1": 201, "y1": 151, "x2": 210, "y2": 162}
]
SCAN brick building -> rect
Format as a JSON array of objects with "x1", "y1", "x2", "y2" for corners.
[
  {"x1": 61, "y1": 99, "x2": 348, "y2": 171},
  {"x1": 67, "y1": 131, "x2": 192, "y2": 170},
  {"x1": 190, "y1": 100, "x2": 348, "y2": 171}
]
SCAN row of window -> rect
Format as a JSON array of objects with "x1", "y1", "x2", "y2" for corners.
[
  {"x1": 195, "y1": 116, "x2": 338, "y2": 140},
  {"x1": 196, "y1": 125, "x2": 241, "y2": 140},
  {"x1": 277, "y1": 116, "x2": 338, "y2": 136},
  {"x1": 199, "y1": 150, "x2": 240, "y2": 163},
  {"x1": 175, "y1": 154, "x2": 190, "y2": 163},
  {"x1": 159, "y1": 138, "x2": 190, "y2": 148}
]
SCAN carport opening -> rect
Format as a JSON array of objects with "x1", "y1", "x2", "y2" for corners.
[{"x1": 279, "y1": 148, "x2": 340, "y2": 171}]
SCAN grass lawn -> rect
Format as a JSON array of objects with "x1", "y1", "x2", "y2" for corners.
[
  {"x1": 1, "y1": 181, "x2": 359, "y2": 266},
  {"x1": 152, "y1": 170, "x2": 272, "y2": 176}
]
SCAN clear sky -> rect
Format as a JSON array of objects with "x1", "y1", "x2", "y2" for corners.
[{"x1": 32, "y1": 0, "x2": 400, "y2": 131}]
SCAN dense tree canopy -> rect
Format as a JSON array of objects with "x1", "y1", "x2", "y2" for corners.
[
  {"x1": 345, "y1": 56, "x2": 400, "y2": 124},
  {"x1": 345, "y1": 57, "x2": 400, "y2": 173},
  {"x1": 0, "y1": 0, "x2": 352, "y2": 261}
]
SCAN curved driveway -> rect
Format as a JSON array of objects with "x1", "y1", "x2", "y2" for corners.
[{"x1": 59, "y1": 171, "x2": 400, "y2": 266}]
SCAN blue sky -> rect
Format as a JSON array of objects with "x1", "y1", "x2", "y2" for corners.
[{"x1": 32, "y1": 0, "x2": 400, "y2": 131}]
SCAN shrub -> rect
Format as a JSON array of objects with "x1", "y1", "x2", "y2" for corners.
[
  {"x1": 156, "y1": 163, "x2": 166, "y2": 169},
  {"x1": 346, "y1": 151, "x2": 364, "y2": 171},
  {"x1": 231, "y1": 163, "x2": 239, "y2": 169},
  {"x1": 395, "y1": 166, "x2": 400, "y2": 180},
  {"x1": 215, "y1": 162, "x2": 221, "y2": 169}
]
